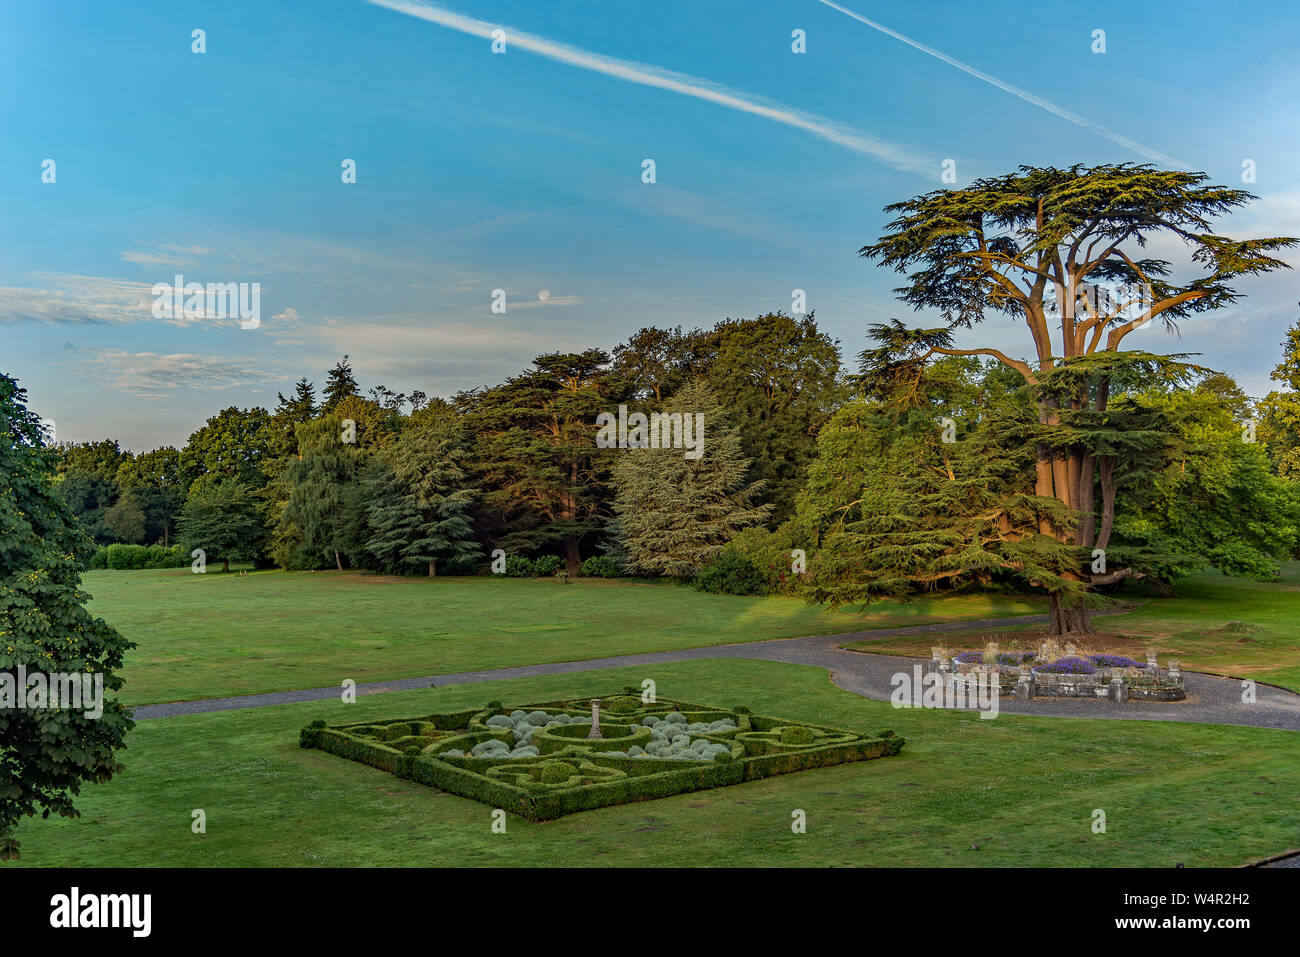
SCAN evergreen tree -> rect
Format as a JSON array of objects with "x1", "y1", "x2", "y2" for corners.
[
  {"x1": 0, "y1": 372, "x2": 134, "y2": 861},
  {"x1": 462, "y1": 350, "x2": 617, "y2": 574},
  {"x1": 610, "y1": 381, "x2": 771, "y2": 577},
  {"x1": 857, "y1": 163, "x2": 1296, "y2": 633},
  {"x1": 365, "y1": 421, "x2": 478, "y2": 576},
  {"x1": 322, "y1": 356, "x2": 360, "y2": 412},
  {"x1": 261, "y1": 380, "x2": 318, "y2": 569},
  {"x1": 796, "y1": 356, "x2": 1080, "y2": 606}
]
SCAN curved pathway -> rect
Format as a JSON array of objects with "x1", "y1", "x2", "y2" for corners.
[{"x1": 132, "y1": 613, "x2": 1300, "y2": 731}]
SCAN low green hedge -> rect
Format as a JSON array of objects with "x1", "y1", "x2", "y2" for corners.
[{"x1": 95, "y1": 543, "x2": 190, "y2": 570}]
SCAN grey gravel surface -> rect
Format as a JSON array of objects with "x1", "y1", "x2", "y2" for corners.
[{"x1": 131, "y1": 613, "x2": 1300, "y2": 731}]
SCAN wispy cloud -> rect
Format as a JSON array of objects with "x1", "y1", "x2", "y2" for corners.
[
  {"x1": 442, "y1": 213, "x2": 534, "y2": 240},
  {"x1": 121, "y1": 243, "x2": 216, "y2": 268},
  {"x1": 66, "y1": 346, "x2": 279, "y2": 399},
  {"x1": 122, "y1": 250, "x2": 199, "y2": 268},
  {"x1": 366, "y1": 0, "x2": 933, "y2": 173},
  {"x1": 816, "y1": 0, "x2": 1192, "y2": 170},
  {"x1": 0, "y1": 275, "x2": 156, "y2": 324}
]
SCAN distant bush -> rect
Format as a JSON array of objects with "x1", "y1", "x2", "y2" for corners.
[
  {"x1": 102, "y1": 543, "x2": 190, "y2": 570},
  {"x1": 580, "y1": 555, "x2": 622, "y2": 578},
  {"x1": 88, "y1": 547, "x2": 109, "y2": 569},
  {"x1": 504, "y1": 555, "x2": 533, "y2": 577},
  {"x1": 692, "y1": 549, "x2": 769, "y2": 596},
  {"x1": 723, "y1": 525, "x2": 794, "y2": 593},
  {"x1": 105, "y1": 544, "x2": 145, "y2": 569},
  {"x1": 532, "y1": 554, "x2": 563, "y2": 576}
]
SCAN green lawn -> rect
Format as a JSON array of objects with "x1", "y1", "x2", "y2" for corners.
[
  {"x1": 85, "y1": 569, "x2": 1045, "y2": 705},
  {"x1": 10, "y1": 659, "x2": 1297, "y2": 867},
  {"x1": 843, "y1": 564, "x2": 1300, "y2": 692}
]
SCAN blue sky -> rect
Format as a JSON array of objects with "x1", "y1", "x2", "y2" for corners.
[{"x1": 3, "y1": 0, "x2": 1298, "y2": 449}]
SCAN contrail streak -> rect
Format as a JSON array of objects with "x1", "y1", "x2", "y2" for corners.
[
  {"x1": 816, "y1": 0, "x2": 1192, "y2": 169},
  {"x1": 367, "y1": 0, "x2": 935, "y2": 174}
]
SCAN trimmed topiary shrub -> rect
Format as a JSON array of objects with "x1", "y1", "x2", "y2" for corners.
[
  {"x1": 538, "y1": 761, "x2": 573, "y2": 784},
  {"x1": 779, "y1": 726, "x2": 816, "y2": 746}
]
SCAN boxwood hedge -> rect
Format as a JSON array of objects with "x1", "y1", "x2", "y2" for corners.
[{"x1": 301, "y1": 695, "x2": 903, "y2": 820}]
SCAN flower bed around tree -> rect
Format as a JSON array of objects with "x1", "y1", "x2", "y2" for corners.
[{"x1": 939, "y1": 644, "x2": 1185, "y2": 702}]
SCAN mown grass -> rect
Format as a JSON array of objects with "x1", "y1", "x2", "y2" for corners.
[
  {"x1": 9, "y1": 660, "x2": 1297, "y2": 868},
  {"x1": 83, "y1": 569, "x2": 1045, "y2": 705},
  {"x1": 843, "y1": 564, "x2": 1300, "y2": 692}
]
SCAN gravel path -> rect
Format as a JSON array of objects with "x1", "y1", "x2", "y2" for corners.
[{"x1": 131, "y1": 613, "x2": 1300, "y2": 731}]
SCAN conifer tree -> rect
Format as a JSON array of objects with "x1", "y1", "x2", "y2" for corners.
[
  {"x1": 364, "y1": 422, "x2": 478, "y2": 575},
  {"x1": 610, "y1": 381, "x2": 771, "y2": 577},
  {"x1": 858, "y1": 164, "x2": 1296, "y2": 633}
]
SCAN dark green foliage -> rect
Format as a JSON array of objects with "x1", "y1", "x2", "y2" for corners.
[
  {"x1": 322, "y1": 356, "x2": 361, "y2": 412},
  {"x1": 1114, "y1": 381, "x2": 1300, "y2": 580},
  {"x1": 579, "y1": 555, "x2": 622, "y2": 577},
  {"x1": 180, "y1": 406, "x2": 274, "y2": 491},
  {"x1": 538, "y1": 761, "x2": 572, "y2": 784},
  {"x1": 102, "y1": 544, "x2": 189, "y2": 570},
  {"x1": 0, "y1": 372, "x2": 135, "y2": 860},
  {"x1": 278, "y1": 416, "x2": 363, "y2": 571},
  {"x1": 1259, "y1": 319, "x2": 1300, "y2": 483},
  {"x1": 460, "y1": 350, "x2": 619, "y2": 574},
  {"x1": 115, "y1": 447, "x2": 184, "y2": 546},
  {"x1": 177, "y1": 479, "x2": 264, "y2": 573},
  {"x1": 363, "y1": 420, "x2": 478, "y2": 576},
  {"x1": 689, "y1": 314, "x2": 844, "y2": 524},
  {"x1": 692, "y1": 549, "x2": 770, "y2": 596},
  {"x1": 531, "y1": 555, "x2": 563, "y2": 576},
  {"x1": 504, "y1": 555, "x2": 533, "y2": 577}
]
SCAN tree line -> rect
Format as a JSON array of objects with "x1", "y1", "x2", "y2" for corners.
[
  {"x1": 56, "y1": 313, "x2": 840, "y2": 578},
  {"x1": 43, "y1": 165, "x2": 1300, "y2": 637}
]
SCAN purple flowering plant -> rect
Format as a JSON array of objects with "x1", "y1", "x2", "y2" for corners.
[
  {"x1": 1032, "y1": 656, "x2": 1097, "y2": 675},
  {"x1": 1088, "y1": 654, "x2": 1147, "y2": 668}
]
